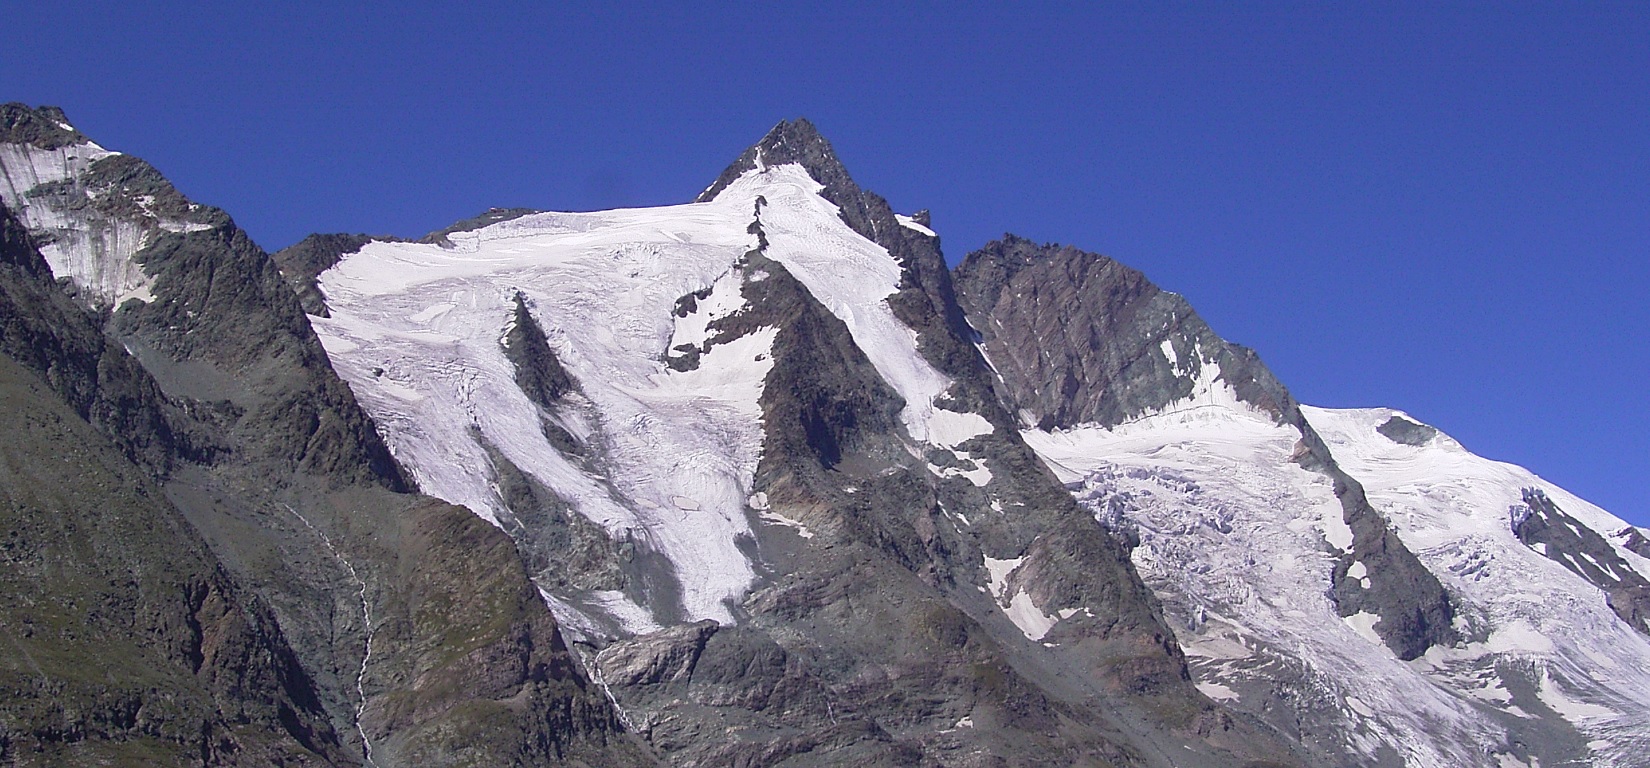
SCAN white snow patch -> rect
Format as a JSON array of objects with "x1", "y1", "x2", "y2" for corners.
[
  {"x1": 1323, "y1": 506, "x2": 1354, "y2": 553},
  {"x1": 0, "y1": 141, "x2": 168, "y2": 307},
  {"x1": 929, "y1": 449, "x2": 993, "y2": 487},
  {"x1": 894, "y1": 213, "x2": 936, "y2": 237},
  {"x1": 1003, "y1": 590, "x2": 1057, "y2": 641},
  {"x1": 1343, "y1": 611, "x2": 1384, "y2": 646},
  {"x1": 746, "y1": 165, "x2": 987, "y2": 449},
  {"x1": 1304, "y1": 405, "x2": 1650, "y2": 755},
  {"x1": 1578, "y1": 551, "x2": 1614, "y2": 579},
  {"x1": 1021, "y1": 392, "x2": 1532, "y2": 765},
  {"x1": 1196, "y1": 681, "x2": 1239, "y2": 702},
  {"x1": 1345, "y1": 695, "x2": 1375, "y2": 718},
  {"x1": 670, "y1": 267, "x2": 748, "y2": 350},
  {"x1": 117, "y1": 283, "x2": 155, "y2": 305},
  {"x1": 926, "y1": 408, "x2": 995, "y2": 449},
  {"x1": 1347, "y1": 560, "x2": 1371, "y2": 588},
  {"x1": 757, "y1": 510, "x2": 815, "y2": 539},
  {"x1": 982, "y1": 555, "x2": 1023, "y2": 598},
  {"x1": 588, "y1": 590, "x2": 666, "y2": 636},
  {"x1": 1159, "y1": 338, "x2": 1186, "y2": 374},
  {"x1": 982, "y1": 554, "x2": 1063, "y2": 641},
  {"x1": 1537, "y1": 669, "x2": 1617, "y2": 722}
]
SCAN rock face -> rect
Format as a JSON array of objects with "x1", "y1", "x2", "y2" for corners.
[
  {"x1": 502, "y1": 291, "x2": 576, "y2": 409},
  {"x1": 0, "y1": 202, "x2": 203, "y2": 474},
  {"x1": 269, "y1": 233, "x2": 376, "y2": 317},
  {"x1": 0, "y1": 353, "x2": 344, "y2": 767},
  {"x1": 953, "y1": 235, "x2": 1290, "y2": 431},
  {"x1": 0, "y1": 105, "x2": 646, "y2": 767}
]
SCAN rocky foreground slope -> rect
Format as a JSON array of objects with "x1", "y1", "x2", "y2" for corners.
[{"x1": 2, "y1": 104, "x2": 1647, "y2": 767}]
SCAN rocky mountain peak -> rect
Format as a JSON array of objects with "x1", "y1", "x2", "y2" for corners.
[
  {"x1": 696, "y1": 117, "x2": 849, "y2": 203},
  {"x1": 0, "y1": 103, "x2": 92, "y2": 150}
]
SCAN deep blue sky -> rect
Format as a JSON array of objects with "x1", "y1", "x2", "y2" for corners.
[{"x1": 5, "y1": 3, "x2": 1646, "y2": 524}]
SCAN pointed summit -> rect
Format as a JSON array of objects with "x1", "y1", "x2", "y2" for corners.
[
  {"x1": 696, "y1": 118, "x2": 856, "y2": 204},
  {"x1": 696, "y1": 117, "x2": 901, "y2": 269}
]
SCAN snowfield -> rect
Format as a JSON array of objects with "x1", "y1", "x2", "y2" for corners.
[
  {"x1": 1305, "y1": 405, "x2": 1650, "y2": 767},
  {"x1": 313, "y1": 163, "x2": 990, "y2": 635},
  {"x1": 1024, "y1": 352, "x2": 1650, "y2": 767}
]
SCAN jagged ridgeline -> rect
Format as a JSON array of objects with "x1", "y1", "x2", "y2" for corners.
[
  {"x1": 3, "y1": 103, "x2": 1649, "y2": 768},
  {"x1": 0, "y1": 103, "x2": 649, "y2": 767}
]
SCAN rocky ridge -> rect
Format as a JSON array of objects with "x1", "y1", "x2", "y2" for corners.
[
  {"x1": 0, "y1": 104, "x2": 649, "y2": 767},
  {"x1": 3, "y1": 104, "x2": 1647, "y2": 768}
]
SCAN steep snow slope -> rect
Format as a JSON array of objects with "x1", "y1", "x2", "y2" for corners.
[
  {"x1": 1023, "y1": 356, "x2": 1510, "y2": 767},
  {"x1": 313, "y1": 188, "x2": 764, "y2": 631},
  {"x1": 1020, "y1": 357, "x2": 1650, "y2": 767},
  {"x1": 312, "y1": 163, "x2": 989, "y2": 635},
  {"x1": 1304, "y1": 406, "x2": 1650, "y2": 767}
]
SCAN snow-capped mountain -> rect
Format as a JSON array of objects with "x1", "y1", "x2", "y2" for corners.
[
  {"x1": 958, "y1": 237, "x2": 1650, "y2": 767},
  {"x1": 2, "y1": 103, "x2": 1645, "y2": 767}
]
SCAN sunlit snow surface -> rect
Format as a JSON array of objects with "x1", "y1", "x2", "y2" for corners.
[
  {"x1": 1022, "y1": 356, "x2": 1650, "y2": 766},
  {"x1": 313, "y1": 164, "x2": 987, "y2": 634},
  {"x1": 1305, "y1": 406, "x2": 1650, "y2": 766}
]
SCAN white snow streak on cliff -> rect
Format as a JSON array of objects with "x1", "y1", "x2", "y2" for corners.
[
  {"x1": 0, "y1": 141, "x2": 207, "y2": 307},
  {"x1": 0, "y1": 142, "x2": 157, "y2": 305}
]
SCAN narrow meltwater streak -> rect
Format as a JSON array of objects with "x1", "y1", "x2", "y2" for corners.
[{"x1": 283, "y1": 504, "x2": 379, "y2": 768}]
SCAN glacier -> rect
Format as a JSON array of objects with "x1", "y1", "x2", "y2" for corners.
[
  {"x1": 310, "y1": 162, "x2": 993, "y2": 636},
  {"x1": 1022, "y1": 349, "x2": 1650, "y2": 767}
]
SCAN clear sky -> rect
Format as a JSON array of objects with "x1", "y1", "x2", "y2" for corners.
[{"x1": 5, "y1": 3, "x2": 1646, "y2": 525}]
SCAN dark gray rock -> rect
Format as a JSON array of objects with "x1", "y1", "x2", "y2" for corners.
[
  {"x1": 1619, "y1": 527, "x2": 1650, "y2": 559},
  {"x1": 69, "y1": 153, "x2": 229, "y2": 230},
  {"x1": 0, "y1": 202, "x2": 208, "y2": 474},
  {"x1": 954, "y1": 235, "x2": 1292, "y2": 431},
  {"x1": 111, "y1": 222, "x2": 409, "y2": 492},
  {"x1": 0, "y1": 353, "x2": 345, "y2": 767},
  {"x1": 1513, "y1": 488, "x2": 1650, "y2": 636},
  {"x1": 503, "y1": 291, "x2": 576, "y2": 409},
  {"x1": 1376, "y1": 415, "x2": 1437, "y2": 446},
  {"x1": 0, "y1": 103, "x2": 90, "y2": 150}
]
